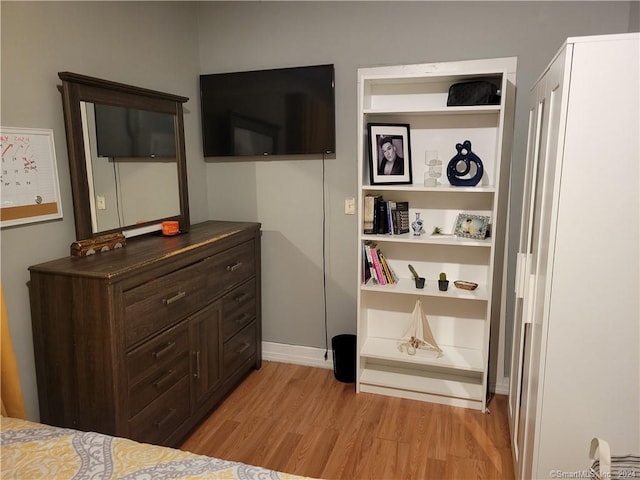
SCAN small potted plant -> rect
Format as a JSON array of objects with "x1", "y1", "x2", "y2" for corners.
[
  {"x1": 438, "y1": 272, "x2": 449, "y2": 291},
  {"x1": 408, "y1": 264, "x2": 425, "y2": 289}
]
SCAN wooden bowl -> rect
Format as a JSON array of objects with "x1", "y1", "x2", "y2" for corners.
[{"x1": 454, "y1": 280, "x2": 478, "y2": 291}]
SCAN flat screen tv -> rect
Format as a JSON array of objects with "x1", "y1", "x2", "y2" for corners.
[
  {"x1": 200, "y1": 64, "x2": 335, "y2": 157},
  {"x1": 94, "y1": 104, "x2": 176, "y2": 158}
]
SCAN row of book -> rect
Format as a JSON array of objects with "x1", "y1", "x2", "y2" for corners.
[
  {"x1": 363, "y1": 195, "x2": 410, "y2": 235},
  {"x1": 362, "y1": 241, "x2": 398, "y2": 285}
]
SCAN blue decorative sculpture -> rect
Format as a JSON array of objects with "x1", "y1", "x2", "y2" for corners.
[{"x1": 446, "y1": 140, "x2": 484, "y2": 187}]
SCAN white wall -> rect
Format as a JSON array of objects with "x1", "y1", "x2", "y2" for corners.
[{"x1": 0, "y1": 1, "x2": 635, "y2": 421}]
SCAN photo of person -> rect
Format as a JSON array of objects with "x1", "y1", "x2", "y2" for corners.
[
  {"x1": 377, "y1": 135, "x2": 404, "y2": 176},
  {"x1": 462, "y1": 217, "x2": 481, "y2": 235},
  {"x1": 367, "y1": 123, "x2": 412, "y2": 185}
]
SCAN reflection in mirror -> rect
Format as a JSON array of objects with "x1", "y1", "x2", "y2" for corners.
[
  {"x1": 81, "y1": 102, "x2": 180, "y2": 234},
  {"x1": 58, "y1": 72, "x2": 190, "y2": 241}
]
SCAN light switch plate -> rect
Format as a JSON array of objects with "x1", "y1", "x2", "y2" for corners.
[{"x1": 345, "y1": 197, "x2": 355, "y2": 215}]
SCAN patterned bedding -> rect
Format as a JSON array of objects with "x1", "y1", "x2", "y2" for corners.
[{"x1": 1, "y1": 416, "x2": 309, "y2": 479}]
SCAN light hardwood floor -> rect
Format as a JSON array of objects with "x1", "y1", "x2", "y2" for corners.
[{"x1": 181, "y1": 361, "x2": 515, "y2": 479}]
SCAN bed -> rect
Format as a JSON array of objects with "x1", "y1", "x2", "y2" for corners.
[{"x1": 0, "y1": 416, "x2": 310, "y2": 479}]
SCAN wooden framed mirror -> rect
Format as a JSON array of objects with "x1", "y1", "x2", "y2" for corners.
[{"x1": 58, "y1": 72, "x2": 190, "y2": 240}]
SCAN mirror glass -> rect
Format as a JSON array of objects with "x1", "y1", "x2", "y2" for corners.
[
  {"x1": 59, "y1": 72, "x2": 190, "y2": 240},
  {"x1": 81, "y1": 102, "x2": 180, "y2": 233}
]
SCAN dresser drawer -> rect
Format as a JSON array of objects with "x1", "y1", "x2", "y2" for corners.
[
  {"x1": 207, "y1": 240, "x2": 255, "y2": 298},
  {"x1": 221, "y1": 279, "x2": 256, "y2": 342},
  {"x1": 126, "y1": 321, "x2": 190, "y2": 386},
  {"x1": 124, "y1": 240, "x2": 256, "y2": 347},
  {"x1": 223, "y1": 322, "x2": 257, "y2": 377},
  {"x1": 124, "y1": 262, "x2": 210, "y2": 347},
  {"x1": 128, "y1": 375, "x2": 190, "y2": 446},
  {"x1": 128, "y1": 353, "x2": 190, "y2": 418}
]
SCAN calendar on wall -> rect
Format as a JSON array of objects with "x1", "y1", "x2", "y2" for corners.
[{"x1": 1, "y1": 127, "x2": 63, "y2": 228}]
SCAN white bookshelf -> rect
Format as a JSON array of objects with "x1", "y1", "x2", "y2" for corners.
[{"x1": 356, "y1": 58, "x2": 517, "y2": 412}]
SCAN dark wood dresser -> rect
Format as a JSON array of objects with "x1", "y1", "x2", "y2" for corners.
[{"x1": 28, "y1": 221, "x2": 261, "y2": 447}]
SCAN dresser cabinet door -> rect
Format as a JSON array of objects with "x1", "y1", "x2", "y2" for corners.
[{"x1": 190, "y1": 301, "x2": 222, "y2": 407}]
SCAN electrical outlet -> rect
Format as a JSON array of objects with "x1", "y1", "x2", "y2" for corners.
[
  {"x1": 96, "y1": 195, "x2": 106, "y2": 210},
  {"x1": 345, "y1": 197, "x2": 355, "y2": 215}
]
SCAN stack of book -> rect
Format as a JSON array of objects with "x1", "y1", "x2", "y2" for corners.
[
  {"x1": 362, "y1": 241, "x2": 398, "y2": 285},
  {"x1": 363, "y1": 195, "x2": 409, "y2": 235}
]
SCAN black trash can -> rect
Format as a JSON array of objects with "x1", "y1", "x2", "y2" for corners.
[{"x1": 332, "y1": 334, "x2": 356, "y2": 383}]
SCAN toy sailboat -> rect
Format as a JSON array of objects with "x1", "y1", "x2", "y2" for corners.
[{"x1": 398, "y1": 298, "x2": 443, "y2": 357}]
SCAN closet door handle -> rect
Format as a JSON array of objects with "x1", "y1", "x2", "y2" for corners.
[
  {"x1": 515, "y1": 253, "x2": 531, "y2": 298},
  {"x1": 523, "y1": 274, "x2": 536, "y2": 325}
]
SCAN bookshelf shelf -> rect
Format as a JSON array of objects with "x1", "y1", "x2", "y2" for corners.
[
  {"x1": 361, "y1": 233, "x2": 493, "y2": 248},
  {"x1": 359, "y1": 368, "x2": 484, "y2": 406},
  {"x1": 361, "y1": 337, "x2": 484, "y2": 372},
  {"x1": 363, "y1": 105, "x2": 501, "y2": 116},
  {"x1": 356, "y1": 57, "x2": 517, "y2": 412},
  {"x1": 362, "y1": 185, "x2": 497, "y2": 193},
  {"x1": 361, "y1": 278, "x2": 488, "y2": 301}
]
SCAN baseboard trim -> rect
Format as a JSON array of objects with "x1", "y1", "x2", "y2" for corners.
[
  {"x1": 263, "y1": 341, "x2": 510, "y2": 396},
  {"x1": 492, "y1": 377, "x2": 510, "y2": 396},
  {"x1": 262, "y1": 341, "x2": 334, "y2": 370}
]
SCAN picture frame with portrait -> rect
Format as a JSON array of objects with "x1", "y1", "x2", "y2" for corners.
[
  {"x1": 454, "y1": 214, "x2": 490, "y2": 239},
  {"x1": 367, "y1": 123, "x2": 412, "y2": 185}
]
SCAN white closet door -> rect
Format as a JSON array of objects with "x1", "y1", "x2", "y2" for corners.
[
  {"x1": 510, "y1": 43, "x2": 571, "y2": 480},
  {"x1": 524, "y1": 42, "x2": 571, "y2": 480},
  {"x1": 535, "y1": 36, "x2": 640, "y2": 477},
  {"x1": 508, "y1": 72, "x2": 545, "y2": 468},
  {"x1": 510, "y1": 33, "x2": 639, "y2": 480}
]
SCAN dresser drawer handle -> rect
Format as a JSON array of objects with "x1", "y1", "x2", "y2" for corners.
[
  {"x1": 163, "y1": 291, "x2": 186, "y2": 305},
  {"x1": 154, "y1": 408, "x2": 176, "y2": 429},
  {"x1": 234, "y1": 293, "x2": 249, "y2": 303},
  {"x1": 152, "y1": 342, "x2": 176, "y2": 359},
  {"x1": 235, "y1": 313, "x2": 251, "y2": 324},
  {"x1": 226, "y1": 261, "x2": 243, "y2": 272},
  {"x1": 153, "y1": 369, "x2": 175, "y2": 390},
  {"x1": 236, "y1": 342, "x2": 250, "y2": 354}
]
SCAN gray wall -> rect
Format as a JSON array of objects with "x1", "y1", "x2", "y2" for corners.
[
  {"x1": 197, "y1": 1, "x2": 635, "y2": 374},
  {"x1": 1, "y1": 1, "x2": 635, "y2": 421},
  {"x1": 0, "y1": 2, "x2": 205, "y2": 420}
]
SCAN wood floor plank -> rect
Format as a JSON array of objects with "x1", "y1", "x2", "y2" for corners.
[
  {"x1": 285, "y1": 426, "x2": 339, "y2": 478},
  {"x1": 180, "y1": 361, "x2": 515, "y2": 480},
  {"x1": 264, "y1": 431, "x2": 304, "y2": 472}
]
